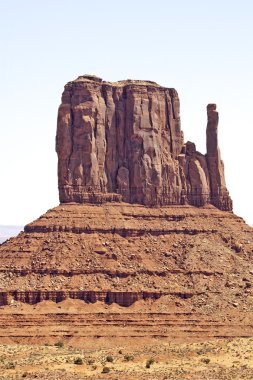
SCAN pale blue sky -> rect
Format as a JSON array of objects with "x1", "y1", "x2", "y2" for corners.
[{"x1": 0, "y1": 0, "x2": 252, "y2": 225}]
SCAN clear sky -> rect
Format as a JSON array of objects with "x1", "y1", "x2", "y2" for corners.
[{"x1": 0, "y1": 0, "x2": 252, "y2": 226}]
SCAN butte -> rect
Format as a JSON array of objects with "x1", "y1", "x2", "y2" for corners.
[{"x1": 0, "y1": 75, "x2": 252, "y2": 345}]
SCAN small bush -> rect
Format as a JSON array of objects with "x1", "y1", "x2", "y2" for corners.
[
  {"x1": 106, "y1": 355, "x2": 113, "y2": 362},
  {"x1": 118, "y1": 349, "x2": 123, "y2": 354},
  {"x1": 102, "y1": 366, "x2": 110, "y2": 373},
  {"x1": 54, "y1": 341, "x2": 64, "y2": 348},
  {"x1": 124, "y1": 354, "x2": 134, "y2": 361},
  {"x1": 87, "y1": 359, "x2": 95, "y2": 365},
  {"x1": 201, "y1": 358, "x2": 210, "y2": 364},
  {"x1": 6, "y1": 361, "x2": 15, "y2": 369},
  {"x1": 22, "y1": 372, "x2": 28, "y2": 378},
  {"x1": 146, "y1": 358, "x2": 155, "y2": 368},
  {"x1": 74, "y1": 357, "x2": 83, "y2": 365}
]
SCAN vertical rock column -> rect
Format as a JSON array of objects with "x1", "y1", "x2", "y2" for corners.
[{"x1": 206, "y1": 104, "x2": 232, "y2": 210}]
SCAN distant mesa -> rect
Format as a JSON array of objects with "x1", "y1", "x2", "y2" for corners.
[{"x1": 56, "y1": 74, "x2": 232, "y2": 211}]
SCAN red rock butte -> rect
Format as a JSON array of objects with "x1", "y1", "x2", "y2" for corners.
[
  {"x1": 56, "y1": 75, "x2": 232, "y2": 210},
  {"x1": 0, "y1": 75, "x2": 252, "y2": 346}
]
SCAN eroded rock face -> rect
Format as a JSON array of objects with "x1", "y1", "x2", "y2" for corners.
[
  {"x1": 56, "y1": 75, "x2": 232, "y2": 210},
  {"x1": 206, "y1": 104, "x2": 232, "y2": 210}
]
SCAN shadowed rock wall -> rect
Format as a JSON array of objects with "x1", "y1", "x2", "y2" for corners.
[{"x1": 56, "y1": 75, "x2": 232, "y2": 211}]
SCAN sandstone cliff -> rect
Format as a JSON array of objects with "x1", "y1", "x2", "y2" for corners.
[{"x1": 56, "y1": 75, "x2": 232, "y2": 210}]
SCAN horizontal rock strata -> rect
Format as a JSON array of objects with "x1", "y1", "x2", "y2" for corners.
[
  {"x1": 2, "y1": 310, "x2": 253, "y2": 345},
  {"x1": 0, "y1": 290, "x2": 197, "y2": 307},
  {"x1": 0, "y1": 203, "x2": 252, "y2": 310}
]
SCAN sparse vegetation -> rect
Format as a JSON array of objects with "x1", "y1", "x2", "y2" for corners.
[
  {"x1": 106, "y1": 355, "x2": 113, "y2": 362},
  {"x1": 0, "y1": 338, "x2": 252, "y2": 378},
  {"x1": 124, "y1": 354, "x2": 134, "y2": 361},
  {"x1": 74, "y1": 357, "x2": 83, "y2": 365},
  {"x1": 6, "y1": 361, "x2": 15, "y2": 369},
  {"x1": 201, "y1": 358, "x2": 210, "y2": 364},
  {"x1": 54, "y1": 341, "x2": 64, "y2": 348},
  {"x1": 146, "y1": 358, "x2": 155, "y2": 368}
]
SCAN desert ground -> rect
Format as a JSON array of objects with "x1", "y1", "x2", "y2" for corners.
[
  {"x1": 0, "y1": 298, "x2": 253, "y2": 380},
  {"x1": 1, "y1": 337, "x2": 253, "y2": 379}
]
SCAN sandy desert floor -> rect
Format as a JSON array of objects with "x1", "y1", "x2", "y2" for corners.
[{"x1": 0, "y1": 337, "x2": 253, "y2": 379}]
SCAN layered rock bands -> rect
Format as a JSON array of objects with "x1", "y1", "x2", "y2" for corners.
[{"x1": 56, "y1": 75, "x2": 232, "y2": 210}]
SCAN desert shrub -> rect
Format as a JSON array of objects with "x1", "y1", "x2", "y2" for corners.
[
  {"x1": 146, "y1": 358, "x2": 155, "y2": 368},
  {"x1": 118, "y1": 349, "x2": 123, "y2": 354},
  {"x1": 201, "y1": 358, "x2": 210, "y2": 364},
  {"x1": 124, "y1": 354, "x2": 134, "y2": 361},
  {"x1": 87, "y1": 358, "x2": 95, "y2": 365},
  {"x1": 54, "y1": 341, "x2": 64, "y2": 348},
  {"x1": 102, "y1": 366, "x2": 110, "y2": 373},
  {"x1": 6, "y1": 361, "x2": 15, "y2": 369},
  {"x1": 22, "y1": 372, "x2": 28, "y2": 378},
  {"x1": 106, "y1": 355, "x2": 113, "y2": 362},
  {"x1": 74, "y1": 357, "x2": 83, "y2": 365}
]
